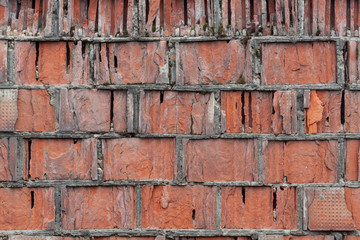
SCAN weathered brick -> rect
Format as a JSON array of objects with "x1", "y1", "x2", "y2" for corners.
[
  {"x1": 263, "y1": 140, "x2": 339, "y2": 183},
  {"x1": 304, "y1": 187, "x2": 360, "y2": 230},
  {"x1": 0, "y1": 137, "x2": 17, "y2": 181},
  {"x1": 140, "y1": 91, "x2": 215, "y2": 134},
  {"x1": 0, "y1": 41, "x2": 7, "y2": 82},
  {"x1": 345, "y1": 91, "x2": 360, "y2": 132},
  {"x1": 59, "y1": 89, "x2": 111, "y2": 132},
  {"x1": 259, "y1": 236, "x2": 334, "y2": 240},
  {"x1": 345, "y1": 140, "x2": 360, "y2": 181},
  {"x1": 348, "y1": 41, "x2": 360, "y2": 84},
  {"x1": 0, "y1": 187, "x2": 55, "y2": 230},
  {"x1": 304, "y1": 90, "x2": 342, "y2": 133},
  {"x1": 183, "y1": 139, "x2": 258, "y2": 182},
  {"x1": 221, "y1": 187, "x2": 297, "y2": 229},
  {"x1": 261, "y1": 42, "x2": 337, "y2": 85},
  {"x1": 94, "y1": 41, "x2": 168, "y2": 85},
  {"x1": 221, "y1": 91, "x2": 296, "y2": 134},
  {"x1": 113, "y1": 91, "x2": 129, "y2": 132},
  {"x1": 139, "y1": 0, "x2": 213, "y2": 37},
  {"x1": 60, "y1": 0, "x2": 133, "y2": 37},
  {"x1": 95, "y1": 237, "x2": 155, "y2": 240},
  {"x1": 0, "y1": 0, "x2": 54, "y2": 36},
  {"x1": 102, "y1": 138, "x2": 176, "y2": 180},
  {"x1": 177, "y1": 238, "x2": 249, "y2": 240},
  {"x1": 345, "y1": 237, "x2": 360, "y2": 240},
  {"x1": 0, "y1": 89, "x2": 18, "y2": 131},
  {"x1": 62, "y1": 186, "x2": 136, "y2": 229},
  {"x1": 15, "y1": 42, "x2": 90, "y2": 85},
  {"x1": 141, "y1": 185, "x2": 216, "y2": 229},
  {"x1": 15, "y1": 90, "x2": 55, "y2": 132},
  {"x1": 9, "y1": 237, "x2": 83, "y2": 240},
  {"x1": 23, "y1": 138, "x2": 97, "y2": 180},
  {"x1": 176, "y1": 41, "x2": 251, "y2": 85}
]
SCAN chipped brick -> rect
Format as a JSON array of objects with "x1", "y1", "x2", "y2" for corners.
[
  {"x1": 263, "y1": 140, "x2": 339, "y2": 183},
  {"x1": 62, "y1": 186, "x2": 136, "y2": 230},
  {"x1": 261, "y1": 42, "x2": 337, "y2": 85},
  {"x1": 0, "y1": 137, "x2": 17, "y2": 181},
  {"x1": 141, "y1": 185, "x2": 216, "y2": 229},
  {"x1": 140, "y1": 91, "x2": 215, "y2": 134},
  {"x1": 59, "y1": 89, "x2": 111, "y2": 132},
  {"x1": 183, "y1": 139, "x2": 258, "y2": 182},
  {"x1": 176, "y1": 41, "x2": 251, "y2": 85},
  {"x1": 345, "y1": 91, "x2": 360, "y2": 132},
  {"x1": 221, "y1": 187, "x2": 297, "y2": 229},
  {"x1": 345, "y1": 140, "x2": 360, "y2": 181},
  {"x1": 93, "y1": 41, "x2": 168, "y2": 85},
  {"x1": 102, "y1": 138, "x2": 176, "y2": 181},
  {"x1": 23, "y1": 138, "x2": 98, "y2": 180}
]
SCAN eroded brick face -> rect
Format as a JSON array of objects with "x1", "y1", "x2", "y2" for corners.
[{"x1": 0, "y1": 137, "x2": 17, "y2": 181}]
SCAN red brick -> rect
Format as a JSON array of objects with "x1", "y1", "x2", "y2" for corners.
[
  {"x1": 0, "y1": 89, "x2": 18, "y2": 131},
  {"x1": 348, "y1": 41, "x2": 360, "y2": 84},
  {"x1": 345, "y1": 140, "x2": 360, "y2": 181},
  {"x1": 94, "y1": 41, "x2": 168, "y2": 85},
  {"x1": 183, "y1": 139, "x2": 258, "y2": 182},
  {"x1": 23, "y1": 138, "x2": 97, "y2": 180},
  {"x1": 176, "y1": 41, "x2": 251, "y2": 85},
  {"x1": 177, "y1": 238, "x2": 249, "y2": 240},
  {"x1": 0, "y1": 41, "x2": 7, "y2": 82},
  {"x1": 95, "y1": 237, "x2": 155, "y2": 240},
  {"x1": 0, "y1": 1, "x2": 54, "y2": 36},
  {"x1": 221, "y1": 91, "x2": 296, "y2": 134},
  {"x1": 345, "y1": 91, "x2": 360, "y2": 132},
  {"x1": 221, "y1": 187, "x2": 297, "y2": 229},
  {"x1": 0, "y1": 187, "x2": 55, "y2": 230},
  {"x1": 60, "y1": 0, "x2": 133, "y2": 37},
  {"x1": 102, "y1": 138, "x2": 176, "y2": 180},
  {"x1": 15, "y1": 90, "x2": 55, "y2": 132},
  {"x1": 304, "y1": 91, "x2": 342, "y2": 133},
  {"x1": 140, "y1": 91, "x2": 215, "y2": 134},
  {"x1": 0, "y1": 137, "x2": 17, "y2": 181},
  {"x1": 304, "y1": 0, "x2": 331, "y2": 36},
  {"x1": 113, "y1": 91, "x2": 129, "y2": 132},
  {"x1": 345, "y1": 237, "x2": 360, "y2": 240},
  {"x1": 139, "y1": 0, "x2": 213, "y2": 36},
  {"x1": 141, "y1": 185, "x2": 216, "y2": 229},
  {"x1": 260, "y1": 236, "x2": 334, "y2": 240},
  {"x1": 304, "y1": 187, "x2": 360, "y2": 230},
  {"x1": 261, "y1": 42, "x2": 337, "y2": 85},
  {"x1": 9, "y1": 237, "x2": 83, "y2": 240},
  {"x1": 15, "y1": 42, "x2": 90, "y2": 85},
  {"x1": 62, "y1": 186, "x2": 136, "y2": 229},
  {"x1": 59, "y1": 89, "x2": 111, "y2": 132},
  {"x1": 263, "y1": 140, "x2": 339, "y2": 183}
]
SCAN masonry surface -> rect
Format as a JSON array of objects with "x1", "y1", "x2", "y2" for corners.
[{"x1": 1, "y1": 1, "x2": 360, "y2": 240}]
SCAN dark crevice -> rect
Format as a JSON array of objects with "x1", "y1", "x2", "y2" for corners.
[
  {"x1": 241, "y1": 187, "x2": 246, "y2": 204},
  {"x1": 31, "y1": 191, "x2": 35, "y2": 209},
  {"x1": 86, "y1": 0, "x2": 90, "y2": 20},
  {"x1": 266, "y1": 0, "x2": 270, "y2": 22},
  {"x1": 273, "y1": 188, "x2": 277, "y2": 221},
  {"x1": 35, "y1": 42, "x2": 39, "y2": 81},
  {"x1": 123, "y1": 0, "x2": 128, "y2": 33},
  {"x1": 146, "y1": 0, "x2": 150, "y2": 23},
  {"x1": 95, "y1": 0, "x2": 99, "y2": 32},
  {"x1": 347, "y1": 0, "x2": 351, "y2": 30},
  {"x1": 309, "y1": 0, "x2": 313, "y2": 34},
  {"x1": 32, "y1": 0, "x2": 36, "y2": 9},
  {"x1": 248, "y1": 92, "x2": 252, "y2": 128},
  {"x1": 272, "y1": 92, "x2": 275, "y2": 114},
  {"x1": 160, "y1": 91, "x2": 164, "y2": 104},
  {"x1": 81, "y1": 42, "x2": 86, "y2": 60},
  {"x1": 160, "y1": 0, "x2": 164, "y2": 28},
  {"x1": 228, "y1": 0, "x2": 231, "y2": 25},
  {"x1": 241, "y1": 92, "x2": 245, "y2": 128},
  {"x1": 28, "y1": 140, "x2": 32, "y2": 179},
  {"x1": 184, "y1": 0, "x2": 188, "y2": 26},
  {"x1": 38, "y1": 0, "x2": 43, "y2": 30},
  {"x1": 114, "y1": 56, "x2": 118, "y2": 68},
  {"x1": 341, "y1": 90, "x2": 345, "y2": 124},
  {"x1": 16, "y1": 1, "x2": 21, "y2": 19},
  {"x1": 330, "y1": 0, "x2": 335, "y2": 30},
  {"x1": 99, "y1": 44, "x2": 102, "y2": 62},
  {"x1": 110, "y1": 91, "x2": 114, "y2": 128},
  {"x1": 289, "y1": 0, "x2": 293, "y2": 27},
  {"x1": 250, "y1": 0, "x2": 254, "y2": 21},
  {"x1": 281, "y1": 1, "x2": 285, "y2": 24},
  {"x1": 106, "y1": 44, "x2": 111, "y2": 81},
  {"x1": 192, "y1": 209, "x2": 196, "y2": 220},
  {"x1": 204, "y1": 0, "x2": 208, "y2": 24},
  {"x1": 73, "y1": 139, "x2": 78, "y2": 144},
  {"x1": 66, "y1": 42, "x2": 71, "y2": 73},
  {"x1": 63, "y1": 0, "x2": 68, "y2": 16}
]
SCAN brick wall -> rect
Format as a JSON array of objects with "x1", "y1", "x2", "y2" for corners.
[{"x1": 0, "y1": 1, "x2": 360, "y2": 240}]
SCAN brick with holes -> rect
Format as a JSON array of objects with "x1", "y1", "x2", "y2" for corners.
[
  {"x1": 0, "y1": 187, "x2": 55, "y2": 230},
  {"x1": 23, "y1": 138, "x2": 98, "y2": 180},
  {"x1": 221, "y1": 186, "x2": 297, "y2": 229},
  {"x1": 61, "y1": 186, "x2": 136, "y2": 229},
  {"x1": 0, "y1": 89, "x2": 18, "y2": 132}
]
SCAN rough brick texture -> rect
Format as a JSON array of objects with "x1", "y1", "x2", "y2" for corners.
[{"x1": 2, "y1": 0, "x2": 360, "y2": 238}]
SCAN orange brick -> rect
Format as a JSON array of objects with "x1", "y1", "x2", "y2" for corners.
[{"x1": 0, "y1": 137, "x2": 17, "y2": 181}]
